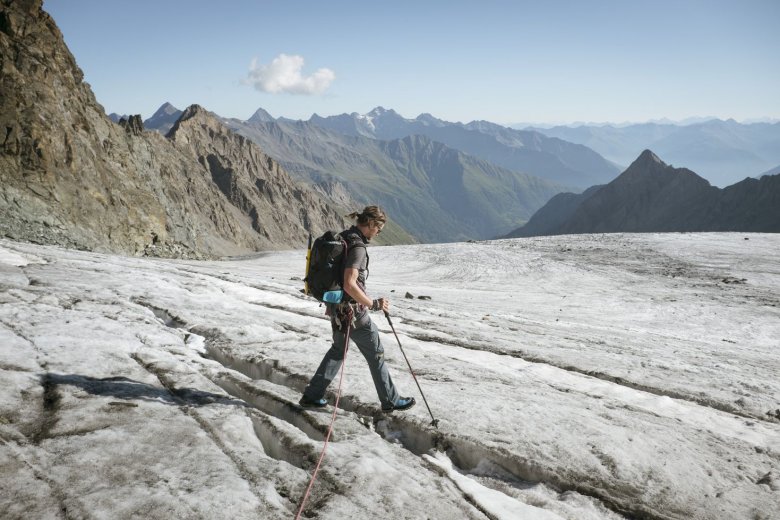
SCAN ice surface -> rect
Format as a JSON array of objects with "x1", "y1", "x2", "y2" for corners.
[{"x1": 1, "y1": 233, "x2": 778, "y2": 519}]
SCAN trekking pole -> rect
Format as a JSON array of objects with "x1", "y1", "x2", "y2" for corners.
[{"x1": 384, "y1": 311, "x2": 439, "y2": 428}]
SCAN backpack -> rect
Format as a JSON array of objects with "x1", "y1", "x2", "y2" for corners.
[{"x1": 304, "y1": 230, "x2": 364, "y2": 304}]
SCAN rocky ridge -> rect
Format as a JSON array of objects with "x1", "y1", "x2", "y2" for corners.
[{"x1": 167, "y1": 105, "x2": 345, "y2": 246}]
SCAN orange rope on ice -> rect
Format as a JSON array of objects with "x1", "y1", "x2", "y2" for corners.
[{"x1": 294, "y1": 322, "x2": 351, "y2": 519}]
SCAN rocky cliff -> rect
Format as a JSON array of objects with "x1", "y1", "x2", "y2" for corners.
[{"x1": 0, "y1": 0, "x2": 345, "y2": 257}]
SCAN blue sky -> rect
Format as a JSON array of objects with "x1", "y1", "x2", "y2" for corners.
[{"x1": 44, "y1": 0, "x2": 779, "y2": 125}]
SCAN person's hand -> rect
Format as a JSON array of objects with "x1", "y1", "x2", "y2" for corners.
[{"x1": 372, "y1": 298, "x2": 390, "y2": 313}]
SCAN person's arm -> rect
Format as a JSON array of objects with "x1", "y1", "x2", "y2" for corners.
[{"x1": 343, "y1": 267, "x2": 389, "y2": 312}]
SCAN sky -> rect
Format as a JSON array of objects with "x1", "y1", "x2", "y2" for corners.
[{"x1": 43, "y1": 0, "x2": 780, "y2": 126}]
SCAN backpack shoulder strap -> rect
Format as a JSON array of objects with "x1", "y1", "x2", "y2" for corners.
[
  {"x1": 339, "y1": 231, "x2": 366, "y2": 253},
  {"x1": 340, "y1": 231, "x2": 369, "y2": 284}
]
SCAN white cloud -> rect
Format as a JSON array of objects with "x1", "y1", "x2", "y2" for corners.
[{"x1": 243, "y1": 54, "x2": 335, "y2": 95}]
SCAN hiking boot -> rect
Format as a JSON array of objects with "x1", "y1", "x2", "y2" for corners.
[
  {"x1": 382, "y1": 397, "x2": 416, "y2": 412},
  {"x1": 299, "y1": 395, "x2": 328, "y2": 408}
]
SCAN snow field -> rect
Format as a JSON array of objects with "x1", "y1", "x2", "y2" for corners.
[{"x1": 1, "y1": 233, "x2": 778, "y2": 519}]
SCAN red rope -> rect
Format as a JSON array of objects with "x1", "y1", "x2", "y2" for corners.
[{"x1": 294, "y1": 322, "x2": 351, "y2": 519}]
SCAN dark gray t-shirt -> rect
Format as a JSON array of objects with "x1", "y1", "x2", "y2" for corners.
[
  {"x1": 342, "y1": 227, "x2": 369, "y2": 289},
  {"x1": 344, "y1": 244, "x2": 367, "y2": 284},
  {"x1": 330, "y1": 227, "x2": 371, "y2": 322}
]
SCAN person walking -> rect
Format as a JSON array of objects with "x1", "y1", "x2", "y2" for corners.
[{"x1": 299, "y1": 206, "x2": 416, "y2": 412}]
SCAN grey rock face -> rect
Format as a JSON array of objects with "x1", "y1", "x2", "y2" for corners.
[{"x1": 0, "y1": 0, "x2": 346, "y2": 257}]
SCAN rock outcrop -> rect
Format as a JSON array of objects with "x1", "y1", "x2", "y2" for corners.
[
  {"x1": 118, "y1": 115, "x2": 144, "y2": 136},
  {"x1": 0, "y1": 0, "x2": 345, "y2": 257}
]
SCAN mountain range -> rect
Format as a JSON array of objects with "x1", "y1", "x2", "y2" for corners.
[
  {"x1": 526, "y1": 120, "x2": 780, "y2": 188},
  {"x1": 216, "y1": 117, "x2": 571, "y2": 242},
  {"x1": 305, "y1": 107, "x2": 622, "y2": 188},
  {"x1": 506, "y1": 150, "x2": 780, "y2": 237},
  {"x1": 141, "y1": 104, "x2": 593, "y2": 242}
]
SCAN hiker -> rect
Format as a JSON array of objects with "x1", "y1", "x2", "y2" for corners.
[{"x1": 299, "y1": 206, "x2": 416, "y2": 412}]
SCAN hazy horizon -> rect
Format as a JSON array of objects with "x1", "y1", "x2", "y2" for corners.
[{"x1": 128, "y1": 101, "x2": 780, "y2": 130}]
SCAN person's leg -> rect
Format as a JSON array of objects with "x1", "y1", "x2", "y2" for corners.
[
  {"x1": 301, "y1": 324, "x2": 349, "y2": 402},
  {"x1": 349, "y1": 313, "x2": 400, "y2": 408}
]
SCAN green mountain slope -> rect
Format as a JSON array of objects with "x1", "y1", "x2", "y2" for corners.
[{"x1": 223, "y1": 118, "x2": 571, "y2": 242}]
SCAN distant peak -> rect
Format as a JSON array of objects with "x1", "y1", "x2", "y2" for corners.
[
  {"x1": 621, "y1": 149, "x2": 710, "y2": 184},
  {"x1": 248, "y1": 107, "x2": 275, "y2": 123},
  {"x1": 416, "y1": 112, "x2": 443, "y2": 123},
  {"x1": 151, "y1": 102, "x2": 180, "y2": 118},
  {"x1": 367, "y1": 106, "x2": 399, "y2": 118},
  {"x1": 635, "y1": 149, "x2": 664, "y2": 166}
]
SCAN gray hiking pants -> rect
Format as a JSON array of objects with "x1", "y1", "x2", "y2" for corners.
[{"x1": 303, "y1": 311, "x2": 400, "y2": 408}]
